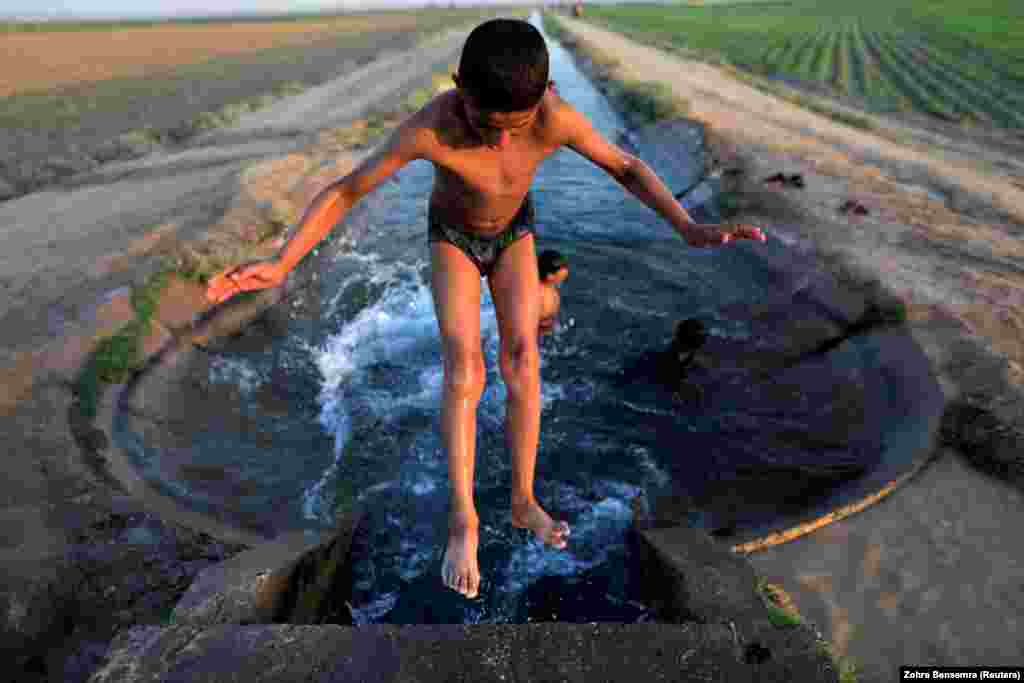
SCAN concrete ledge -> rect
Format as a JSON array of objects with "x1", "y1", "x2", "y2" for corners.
[
  {"x1": 90, "y1": 620, "x2": 838, "y2": 683},
  {"x1": 85, "y1": 498, "x2": 838, "y2": 681}
]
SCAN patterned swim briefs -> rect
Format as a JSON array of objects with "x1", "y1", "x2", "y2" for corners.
[{"x1": 428, "y1": 193, "x2": 536, "y2": 278}]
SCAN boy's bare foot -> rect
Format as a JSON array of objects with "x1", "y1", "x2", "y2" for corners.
[
  {"x1": 511, "y1": 498, "x2": 571, "y2": 549},
  {"x1": 442, "y1": 518, "x2": 480, "y2": 598}
]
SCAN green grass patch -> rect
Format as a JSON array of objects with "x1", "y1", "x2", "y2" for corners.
[
  {"x1": 172, "y1": 247, "x2": 230, "y2": 285},
  {"x1": 816, "y1": 639, "x2": 862, "y2": 683},
  {"x1": 271, "y1": 80, "x2": 307, "y2": 98},
  {"x1": 753, "y1": 577, "x2": 860, "y2": 681},
  {"x1": 756, "y1": 578, "x2": 804, "y2": 627},
  {"x1": 71, "y1": 261, "x2": 176, "y2": 416},
  {"x1": 765, "y1": 601, "x2": 802, "y2": 627},
  {"x1": 88, "y1": 320, "x2": 146, "y2": 385},
  {"x1": 130, "y1": 267, "x2": 173, "y2": 323},
  {"x1": 616, "y1": 80, "x2": 691, "y2": 124}
]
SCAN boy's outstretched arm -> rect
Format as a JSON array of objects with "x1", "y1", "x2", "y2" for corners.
[
  {"x1": 559, "y1": 104, "x2": 765, "y2": 247},
  {"x1": 276, "y1": 116, "x2": 429, "y2": 272},
  {"x1": 207, "y1": 114, "x2": 429, "y2": 304}
]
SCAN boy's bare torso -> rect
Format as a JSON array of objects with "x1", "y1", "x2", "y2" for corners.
[{"x1": 421, "y1": 86, "x2": 564, "y2": 237}]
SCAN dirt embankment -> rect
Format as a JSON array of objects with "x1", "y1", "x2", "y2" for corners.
[{"x1": 555, "y1": 15, "x2": 1024, "y2": 493}]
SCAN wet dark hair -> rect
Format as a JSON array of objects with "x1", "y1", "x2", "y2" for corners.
[
  {"x1": 672, "y1": 318, "x2": 707, "y2": 353},
  {"x1": 538, "y1": 250, "x2": 567, "y2": 280},
  {"x1": 458, "y1": 19, "x2": 549, "y2": 112}
]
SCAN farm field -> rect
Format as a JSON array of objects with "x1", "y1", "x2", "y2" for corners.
[
  {"x1": 0, "y1": 8, "x2": 517, "y2": 199},
  {"x1": 0, "y1": 10, "x2": 496, "y2": 98},
  {"x1": 583, "y1": 0, "x2": 1024, "y2": 129}
]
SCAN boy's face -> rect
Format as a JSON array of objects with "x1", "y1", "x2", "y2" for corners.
[{"x1": 452, "y1": 73, "x2": 550, "y2": 144}]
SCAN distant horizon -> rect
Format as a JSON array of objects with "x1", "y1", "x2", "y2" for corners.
[{"x1": 0, "y1": 0, "x2": 617, "y2": 22}]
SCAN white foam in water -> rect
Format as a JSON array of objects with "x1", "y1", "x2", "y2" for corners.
[
  {"x1": 622, "y1": 400, "x2": 675, "y2": 418},
  {"x1": 360, "y1": 480, "x2": 397, "y2": 500},
  {"x1": 608, "y1": 295, "x2": 669, "y2": 319},
  {"x1": 303, "y1": 259, "x2": 443, "y2": 524},
  {"x1": 323, "y1": 267, "x2": 376, "y2": 320},
  {"x1": 500, "y1": 481, "x2": 638, "y2": 596},
  {"x1": 418, "y1": 366, "x2": 444, "y2": 398},
  {"x1": 397, "y1": 543, "x2": 436, "y2": 583},
  {"x1": 410, "y1": 474, "x2": 437, "y2": 496},
  {"x1": 540, "y1": 381, "x2": 566, "y2": 411},
  {"x1": 629, "y1": 444, "x2": 669, "y2": 488},
  {"x1": 300, "y1": 403, "x2": 350, "y2": 523},
  {"x1": 208, "y1": 356, "x2": 262, "y2": 395}
]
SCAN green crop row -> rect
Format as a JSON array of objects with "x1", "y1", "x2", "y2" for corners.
[{"x1": 585, "y1": 1, "x2": 1024, "y2": 129}]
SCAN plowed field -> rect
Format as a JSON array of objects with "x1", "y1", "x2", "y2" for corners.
[{"x1": 0, "y1": 15, "x2": 422, "y2": 98}]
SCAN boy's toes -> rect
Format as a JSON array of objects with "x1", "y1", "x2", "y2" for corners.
[{"x1": 551, "y1": 521, "x2": 571, "y2": 547}]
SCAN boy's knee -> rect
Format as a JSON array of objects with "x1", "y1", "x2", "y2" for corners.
[
  {"x1": 499, "y1": 337, "x2": 539, "y2": 384},
  {"x1": 443, "y1": 345, "x2": 486, "y2": 398}
]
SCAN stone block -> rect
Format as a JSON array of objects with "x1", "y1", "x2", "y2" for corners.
[
  {"x1": 630, "y1": 524, "x2": 836, "y2": 680},
  {"x1": 172, "y1": 511, "x2": 362, "y2": 628},
  {"x1": 634, "y1": 523, "x2": 765, "y2": 626}
]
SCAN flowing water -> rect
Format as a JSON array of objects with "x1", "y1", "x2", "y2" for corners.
[{"x1": 124, "y1": 14, "x2": 893, "y2": 625}]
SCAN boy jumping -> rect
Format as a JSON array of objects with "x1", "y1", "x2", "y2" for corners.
[{"x1": 206, "y1": 18, "x2": 765, "y2": 600}]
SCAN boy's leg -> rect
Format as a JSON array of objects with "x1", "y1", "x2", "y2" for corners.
[
  {"x1": 487, "y1": 234, "x2": 570, "y2": 548},
  {"x1": 429, "y1": 240, "x2": 486, "y2": 598}
]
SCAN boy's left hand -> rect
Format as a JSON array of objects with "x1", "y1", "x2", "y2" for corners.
[{"x1": 684, "y1": 222, "x2": 767, "y2": 248}]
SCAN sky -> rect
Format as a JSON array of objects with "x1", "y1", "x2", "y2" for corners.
[{"x1": 1, "y1": 0, "x2": 556, "y2": 20}]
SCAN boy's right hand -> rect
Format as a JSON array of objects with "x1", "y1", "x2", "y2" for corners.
[{"x1": 206, "y1": 258, "x2": 287, "y2": 305}]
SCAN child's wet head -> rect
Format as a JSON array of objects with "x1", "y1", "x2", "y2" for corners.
[
  {"x1": 456, "y1": 19, "x2": 549, "y2": 116},
  {"x1": 538, "y1": 250, "x2": 568, "y2": 284},
  {"x1": 673, "y1": 318, "x2": 707, "y2": 352}
]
